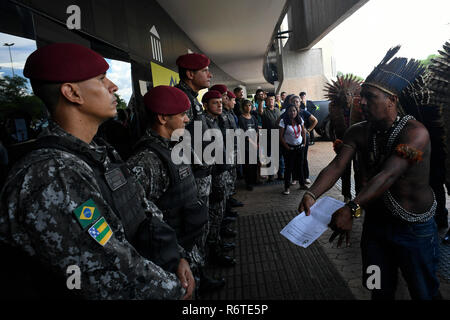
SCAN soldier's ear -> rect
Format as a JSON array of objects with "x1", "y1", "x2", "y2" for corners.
[
  {"x1": 60, "y1": 83, "x2": 83, "y2": 105},
  {"x1": 186, "y1": 70, "x2": 195, "y2": 81},
  {"x1": 156, "y1": 114, "x2": 167, "y2": 125}
]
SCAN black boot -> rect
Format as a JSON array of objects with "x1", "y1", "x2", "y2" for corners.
[
  {"x1": 228, "y1": 197, "x2": 244, "y2": 207},
  {"x1": 198, "y1": 268, "x2": 225, "y2": 295},
  {"x1": 208, "y1": 245, "x2": 236, "y2": 267},
  {"x1": 220, "y1": 226, "x2": 237, "y2": 238},
  {"x1": 222, "y1": 216, "x2": 237, "y2": 225},
  {"x1": 225, "y1": 210, "x2": 239, "y2": 218},
  {"x1": 221, "y1": 242, "x2": 236, "y2": 252}
]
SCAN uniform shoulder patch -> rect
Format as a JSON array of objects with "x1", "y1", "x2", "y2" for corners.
[
  {"x1": 88, "y1": 217, "x2": 113, "y2": 246},
  {"x1": 73, "y1": 199, "x2": 101, "y2": 230}
]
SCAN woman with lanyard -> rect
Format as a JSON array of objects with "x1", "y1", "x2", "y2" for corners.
[{"x1": 279, "y1": 104, "x2": 307, "y2": 195}]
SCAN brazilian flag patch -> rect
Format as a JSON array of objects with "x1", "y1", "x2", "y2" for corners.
[
  {"x1": 73, "y1": 199, "x2": 101, "y2": 230},
  {"x1": 88, "y1": 217, "x2": 113, "y2": 246}
]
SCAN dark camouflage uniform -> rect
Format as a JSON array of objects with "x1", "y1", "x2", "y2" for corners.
[
  {"x1": 203, "y1": 113, "x2": 227, "y2": 246},
  {"x1": 128, "y1": 129, "x2": 205, "y2": 267},
  {"x1": 176, "y1": 80, "x2": 205, "y2": 126},
  {"x1": 219, "y1": 108, "x2": 238, "y2": 198},
  {"x1": 0, "y1": 121, "x2": 184, "y2": 300},
  {"x1": 177, "y1": 81, "x2": 212, "y2": 257}
]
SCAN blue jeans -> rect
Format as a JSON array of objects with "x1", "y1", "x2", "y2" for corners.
[{"x1": 361, "y1": 216, "x2": 440, "y2": 300}]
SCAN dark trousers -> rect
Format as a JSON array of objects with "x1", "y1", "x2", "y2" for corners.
[
  {"x1": 283, "y1": 146, "x2": 304, "y2": 189},
  {"x1": 243, "y1": 164, "x2": 257, "y2": 187},
  {"x1": 302, "y1": 134, "x2": 310, "y2": 179},
  {"x1": 361, "y1": 217, "x2": 440, "y2": 300}
]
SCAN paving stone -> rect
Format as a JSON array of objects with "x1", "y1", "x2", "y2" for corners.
[{"x1": 202, "y1": 141, "x2": 450, "y2": 300}]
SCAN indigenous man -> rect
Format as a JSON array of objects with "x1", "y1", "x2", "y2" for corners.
[
  {"x1": 0, "y1": 43, "x2": 192, "y2": 299},
  {"x1": 298, "y1": 47, "x2": 440, "y2": 300},
  {"x1": 325, "y1": 74, "x2": 363, "y2": 202}
]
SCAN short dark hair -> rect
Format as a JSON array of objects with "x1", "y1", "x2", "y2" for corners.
[
  {"x1": 299, "y1": 92, "x2": 306, "y2": 97},
  {"x1": 144, "y1": 109, "x2": 161, "y2": 127},
  {"x1": 233, "y1": 87, "x2": 243, "y2": 94},
  {"x1": 30, "y1": 80, "x2": 62, "y2": 115},
  {"x1": 241, "y1": 99, "x2": 252, "y2": 110},
  {"x1": 178, "y1": 66, "x2": 189, "y2": 81},
  {"x1": 267, "y1": 92, "x2": 276, "y2": 97},
  {"x1": 281, "y1": 91, "x2": 286, "y2": 95},
  {"x1": 255, "y1": 89, "x2": 264, "y2": 95}
]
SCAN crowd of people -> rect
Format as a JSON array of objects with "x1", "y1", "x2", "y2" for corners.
[
  {"x1": 230, "y1": 88, "x2": 319, "y2": 195},
  {"x1": 0, "y1": 41, "x2": 448, "y2": 301}
]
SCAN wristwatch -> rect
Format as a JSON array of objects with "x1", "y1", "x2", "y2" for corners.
[{"x1": 346, "y1": 200, "x2": 362, "y2": 218}]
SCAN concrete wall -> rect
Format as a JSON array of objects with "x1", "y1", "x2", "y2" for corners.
[
  {"x1": 278, "y1": 44, "x2": 334, "y2": 100},
  {"x1": 289, "y1": 0, "x2": 368, "y2": 50}
]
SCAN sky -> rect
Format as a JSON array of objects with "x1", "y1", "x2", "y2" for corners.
[
  {"x1": 314, "y1": 0, "x2": 450, "y2": 78},
  {"x1": 0, "y1": 0, "x2": 449, "y2": 98}
]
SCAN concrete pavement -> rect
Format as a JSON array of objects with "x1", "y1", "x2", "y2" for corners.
[{"x1": 202, "y1": 140, "x2": 450, "y2": 300}]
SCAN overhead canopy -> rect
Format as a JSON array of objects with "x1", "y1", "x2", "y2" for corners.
[{"x1": 156, "y1": 0, "x2": 287, "y2": 89}]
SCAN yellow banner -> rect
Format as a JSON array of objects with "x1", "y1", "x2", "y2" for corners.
[
  {"x1": 150, "y1": 62, "x2": 205, "y2": 103},
  {"x1": 151, "y1": 62, "x2": 180, "y2": 87}
]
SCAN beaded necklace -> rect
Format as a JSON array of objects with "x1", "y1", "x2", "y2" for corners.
[
  {"x1": 369, "y1": 114, "x2": 436, "y2": 222},
  {"x1": 369, "y1": 115, "x2": 414, "y2": 167}
]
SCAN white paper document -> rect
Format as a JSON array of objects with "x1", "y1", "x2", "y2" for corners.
[{"x1": 280, "y1": 196, "x2": 345, "y2": 248}]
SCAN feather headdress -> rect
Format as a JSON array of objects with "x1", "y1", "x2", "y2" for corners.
[
  {"x1": 363, "y1": 46, "x2": 426, "y2": 99},
  {"x1": 324, "y1": 74, "x2": 362, "y2": 140}
]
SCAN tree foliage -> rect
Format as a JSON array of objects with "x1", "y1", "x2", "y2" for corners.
[
  {"x1": 114, "y1": 93, "x2": 127, "y2": 109},
  {"x1": 419, "y1": 54, "x2": 441, "y2": 67},
  {"x1": 0, "y1": 75, "x2": 47, "y2": 122}
]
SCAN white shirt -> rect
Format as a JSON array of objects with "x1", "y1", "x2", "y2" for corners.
[{"x1": 279, "y1": 118, "x2": 303, "y2": 146}]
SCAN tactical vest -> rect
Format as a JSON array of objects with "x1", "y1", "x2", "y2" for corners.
[
  {"x1": 185, "y1": 116, "x2": 213, "y2": 180},
  {"x1": 176, "y1": 82, "x2": 205, "y2": 121},
  {"x1": 6, "y1": 135, "x2": 181, "y2": 273},
  {"x1": 203, "y1": 114, "x2": 230, "y2": 173},
  {"x1": 134, "y1": 138, "x2": 208, "y2": 251}
]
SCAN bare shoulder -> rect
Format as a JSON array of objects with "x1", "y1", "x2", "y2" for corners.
[
  {"x1": 400, "y1": 119, "x2": 430, "y2": 148},
  {"x1": 343, "y1": 121, "x2": 368, "y2": 146}
]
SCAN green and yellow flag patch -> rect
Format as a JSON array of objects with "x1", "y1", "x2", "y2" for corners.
[
  {"x1": 73, "y1": 199, "x2": 101, "y2": 230},
  {"x1": 88, "y1": 217, "x2": 113, "y2": 246}
]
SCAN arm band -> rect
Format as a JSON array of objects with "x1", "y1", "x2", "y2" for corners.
[{"x1": 395, "y1": 144, "x2": 423, "y2": 164}]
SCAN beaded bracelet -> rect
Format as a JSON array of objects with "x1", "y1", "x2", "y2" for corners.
[{"x1": 304, "y1": 190, "x2": 317, "y2": 200}]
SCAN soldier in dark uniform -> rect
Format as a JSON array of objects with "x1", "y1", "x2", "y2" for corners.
[
  {"x1": 128, "y1": 85, "x2": 225, "y2": 296},
  {"x1": 175, "y1": 53, "x2": 211, "y2": 124},
  {"x1": 0, "y1": 43, "x2": 193, "y2": 299},
  {"x1": 212, "y1": 86, "x2": 244, "y2": 237},
  {"x1": 201, "y1": 90, "x2": 236, "y2": 267},
  {"x1": 176, "y1": 54, "x2": 235, "y2": 267}
]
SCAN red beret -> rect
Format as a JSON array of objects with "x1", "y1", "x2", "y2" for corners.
[
  {"x1": 176, "y1": 53, "x2": 210, "y2": 70},
  {"x1": 144, "y1": 85, "x2": 191, "y2": 115},
  {"x1": 24, "y1": 43, "x2": 109, "y2": 82},
  {"x1": 226, "y1": 90, "x2": 236, "y2": 99},
  {"x1": 202, "y1": 90, "x2": 222, "y2": 103},
  {"x1": 210, "y1": 84, "x2": 228, "y2": 94}
]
